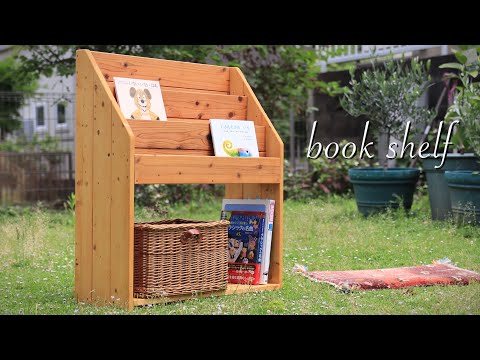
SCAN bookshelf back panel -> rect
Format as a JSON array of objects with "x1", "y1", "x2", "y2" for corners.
[
  {"x1": 112, "y1": 88, "x2": 247, "y2": 120},
  {"x1": 162, "y1": 90, "x2": 247, "y2": 120},
  {"x1": 92, "y1": 51, "x2": 229, "y2": 93},
  {"x1": 107, "y1": 82, "x2": 225, "y2": 95},
  {"x1": 129, "y1": 119, "x2": 266, "y2": 155}
]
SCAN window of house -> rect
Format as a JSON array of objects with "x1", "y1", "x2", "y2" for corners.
[
  {"x1": 57, "y1": 103, "x2": 66, "y2": 126},
  {"x1": 36, "y1": 105, "x2": 45, "y2": 129}
]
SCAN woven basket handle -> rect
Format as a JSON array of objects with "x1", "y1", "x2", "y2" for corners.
[{"x1": 180, "y1": 228, "x2": 203, "y2": 244}]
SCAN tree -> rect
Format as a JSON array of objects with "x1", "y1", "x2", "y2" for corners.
[
  {"x1": 15, "y1": 45, "x2": 326, "y2": 141},
  {"x1": 0, "y1": 55, "x2": 38, "y2": 140},
  {"x1": 340, "y1": 56, "x2": 435, "y2": 168}
]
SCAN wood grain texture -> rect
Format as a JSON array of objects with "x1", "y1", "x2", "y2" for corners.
[
  {"x1": 107, "y1": 81, "x2": 226, "y2": 96},
  {"x1": 134, "y1": 155, "x2": 281, "y2": 184},
  {"x1": 230, "y1": 67, "x2": 284, "y2": 287},
  {"x1": 242, "y1": 184, "x2": 263, "y2": 199},
  {"x1": 91, "y1": 51, "x2": 230, "y2": 93},
  {"x1": 92, "y1": 75, "x2": 112, "y2": 302},
  {"x1": 75, "y1": 51, "x2": 94, "y2": 302},
  {"x1": 134, "y1": 148, "x2": 266, "y2": 157},
  {"x1": 110, "y1": 106, "x2": 134, "y2": 309},
  {"x1": 230, "y1": 67, "x2": 284, "y2": 154},
  {"x1": 162, "y1": 90, "x2": 247, "y2": 120},
  {"x1": 264, "y1": 130, "x2": 283, "y2": 286},
  {"x1": 86, "y1": 49, "x2": 136, "y2": 310},
  {"x1": 226, "y1": 66, "x2": 249, "y2": 201},
  {"x1": 77, "y1": 50, "x2": 283, "y2": 310},
  {"x1": 224, "y1": 184, "x2": 243, "y2": 199},
  {"x1": 128, "y1": 119, "x2": 265, "y2": 152},
  {"x1": 132, "y1": 283, "x2": 281, "y2": 306},
  {"x1": 262, "y1": 183, "x2": 283, "y2": 285}
]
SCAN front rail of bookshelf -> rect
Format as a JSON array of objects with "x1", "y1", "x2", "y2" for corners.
[
  {"x1": 132, "y1": 283, "x2": 281, "y2": 307},
  {"x1": 134, "y1": 154, "x2": 282, "y2": 184}
]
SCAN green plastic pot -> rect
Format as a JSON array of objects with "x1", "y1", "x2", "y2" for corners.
[
  {"x1": 422, "y1": 153, "x2": 480, "y2": 220},
  {"x1": 348, "y1": 167, "x2": 420, "y2": 216},
  {"x1": 444, "y1": 170, "x2": 480, "y2": 225}
]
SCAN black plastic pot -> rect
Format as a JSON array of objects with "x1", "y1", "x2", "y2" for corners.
[
  {"x1": 422, "y1": 154, "x2": 480, "y2": 220},
  {"x1": 348, "y1": 167, "x2": 420, "y2": 216}
]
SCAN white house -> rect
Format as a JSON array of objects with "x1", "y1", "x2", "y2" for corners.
[{"x1": 0, "y1": 45, "x2": 76, "y2": 154}]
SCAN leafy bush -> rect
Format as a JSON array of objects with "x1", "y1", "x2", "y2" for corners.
[
  {"x1": 134, "y1": 184, "x2": 224, "y2": 212},
  {"x1": 63, "y1": 193, "x2": 75, "y2": 212},
  {"x1": 284, "y1": 164, "x2": 312, "y2": 201},
  {"x1": 440, "y1": 48, "x2": 480, "y2": 155},
  {"x1": 0, "y1": 55, "x2": 38, "y2": 140},
  {"x1": 310, "y1": 148, "x2": 373, "y2": 195},
  {"x1": 0, "y1": 134, "x2": 60, "y2": 152},
  {"x1": 284, "y1": 141, "x2": 374, "y2": 200}
]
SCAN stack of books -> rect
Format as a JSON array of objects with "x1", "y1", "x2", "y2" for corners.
[{"x1": 221, "y1": 199, "x2": 275, "y2": 285}]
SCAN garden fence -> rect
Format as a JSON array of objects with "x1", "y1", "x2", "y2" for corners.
[{"x1": 0, "y1": 91, "x2": 75, "y2": 205}]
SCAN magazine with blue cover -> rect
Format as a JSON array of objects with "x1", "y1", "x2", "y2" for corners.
[
  {"x1": 222, "y1": 199, "x2": 275, "y2": 284},
  {"x1": 225, "y1": 211, "x2": 266, "y2": 284}
]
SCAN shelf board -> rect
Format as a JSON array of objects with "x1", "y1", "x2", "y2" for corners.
[
  {"x1": 134, "y1": 154, "x2": 281, "y2": 184},
  {"x1": 132, "y1": 283, "x2": 281, "y2": 307},
  {"x1": 127, "y1": 119, "x2": 266, "y2": 154}
]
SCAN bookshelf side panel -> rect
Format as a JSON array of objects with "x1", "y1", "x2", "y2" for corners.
[
  {"x1": 75, "y1": 50, "x2": 95, "y2": 302},
  {"x1": 78, "y1": 49, "x2": 134, "y2": 310},
  {"x1": 229, "y1": 67, "x2": 284, "y2": 286},
  {"x1": 110, "y1": 106, "x2": 134, "y2": 310},
  {"x1": 92, "y1": 74, "x2": 112, "y2": 303}
]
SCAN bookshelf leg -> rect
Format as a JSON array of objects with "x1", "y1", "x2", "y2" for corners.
[{"x1": 262, "y1": 183, "x2": 283, "y2": 285}]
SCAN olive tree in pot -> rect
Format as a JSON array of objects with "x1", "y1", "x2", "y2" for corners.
[
  {"x1": 340, "y1": 57, "x2": 434, "y2": 216},
  {"x1": 442, "y1": 48, "x2": 480, "y2": 224}
]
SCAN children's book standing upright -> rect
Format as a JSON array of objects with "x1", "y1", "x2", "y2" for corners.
[
  {"x1": 209, "y1": 119, "x2": 259, "y2": 157},
  {"x1": 224, "y1": 211, "x2": 266, "y2": 285},
  {"x1": 114, "y1": 77, "x2": 167, "y2": 121},
  {"x1": 222, "y1": 199, "x2": 275, "y2": 284}
]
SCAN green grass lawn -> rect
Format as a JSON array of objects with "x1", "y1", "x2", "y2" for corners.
[{"x1": 1, "y1": 195, "x2": 479, "y2": 315}]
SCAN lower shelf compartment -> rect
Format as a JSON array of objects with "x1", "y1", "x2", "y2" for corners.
[{"x1": 132, "y1": 283, "x2": 281, "y2": 307}]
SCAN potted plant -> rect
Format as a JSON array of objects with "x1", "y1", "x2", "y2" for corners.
[
  {"x1": 421, "y1": 51, "x2": 480, "y2": 221},
  {"x1": 442, "y1": 48, "x2": 480, "y2": 224},
  {"x1": 340, "y1": 56, "x2": 434, "y2": 215}
]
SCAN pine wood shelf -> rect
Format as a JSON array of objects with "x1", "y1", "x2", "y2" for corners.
[
  {"x1": 134, "y1": 155, "x2": 282, "y2": 184},
  {"x1": 75, "y1": 50, "x2": 284, "y2": 310}
]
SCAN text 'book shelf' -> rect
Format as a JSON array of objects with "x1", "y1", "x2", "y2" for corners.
[{"x1": 75, "y1": 50, "x2": 284, "y2": 310}]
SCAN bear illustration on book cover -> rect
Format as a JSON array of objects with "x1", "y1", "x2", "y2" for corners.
[{"x1": 114, "y1": 77, "x2": 167, "y2": 121}]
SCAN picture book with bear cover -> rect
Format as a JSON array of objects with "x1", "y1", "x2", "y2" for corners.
[
  {"x1": 114, "y1": 77, "x2": 167, "y2": 121},
  {"x1": 209, "y1": 119, "x2": 259, "y2": 157},
  {"x1": 225, "y1": 210, "x2": 266, "y2": 285}
]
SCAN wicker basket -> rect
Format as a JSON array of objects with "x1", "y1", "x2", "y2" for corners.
[{"x1": 134, "y1": 219, "x2": 229, "y2": 298}]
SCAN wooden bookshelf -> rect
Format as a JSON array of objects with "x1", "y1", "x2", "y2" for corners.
[{"x1": 75, "y1": 50, "x2": 284, "y2": 310}]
